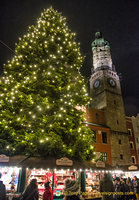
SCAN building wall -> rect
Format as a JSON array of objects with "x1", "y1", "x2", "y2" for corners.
[
  {"x1": 84, "y1": 107, "x2": 132, "y2": 166},
  {"x1": 93, "y1": 46, "x2": 112, "y2": 70},
  {"x1": 90, "y1": 70, "x2": 127, "y2": 133},
  {"x1": 132, "y1": 114, "x2": 139, "y2": 162},
  {"x1": 110, "y1": 132, "x2": 131, "y2": 166},
  {"x1": 84, "y1": 107, "x2": 112, "y2": 165},
  {"x1": 85, "y1": 107, "x2": 106, "y2": 125},
  {"x1": 88, "y1": 124, "x2": 112, "y2": 165},
  {"x1": 126, "y1": 116, "x2": 139, "y2": 165}
]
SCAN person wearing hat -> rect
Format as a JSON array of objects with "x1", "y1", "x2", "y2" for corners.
[
  {"x1": 63, "y1": 179, "x2": 81, "y2": 200},
  {"x1": 21, "y1": 178, "x2": 39, "y2": 200},
  {"x1": 43, "y1": 181, "x2": 53, "y2": 200}
]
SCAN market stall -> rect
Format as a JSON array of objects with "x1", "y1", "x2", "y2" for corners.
[
  {"x1": 1, "y1": 155, "x2": 139, "y2": 200},
  {"x1": 25, "y1": 168, "x2": 79, "y2": 199},
  {"x1": 16, "y1": 156, "x2": 103, "y2": 199}
]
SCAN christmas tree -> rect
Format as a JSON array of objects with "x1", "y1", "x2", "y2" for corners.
[{"x1": 0, "y1": 8, "x2": 95, "y2": 161}]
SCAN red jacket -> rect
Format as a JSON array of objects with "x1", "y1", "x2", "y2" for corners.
[{"x1": 43, "y1": 186, "x2": 53, "y2": 200}]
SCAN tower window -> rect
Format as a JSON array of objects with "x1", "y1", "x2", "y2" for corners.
[
  {"x1": 102, "y1": 132, "x2": 107, "y2": 144},
  {"x1": 120, "y1": 154, "x2": 123, "y2": 160},
  {"x1": 117, "y1": 120, "x2": 119, "y2": 125},
  {"x1": 114, "y1": 100, "x2": 116, "y2": 105},
  {"x1": 119, "y1": 139, "x2": 121, "y2": 144}
]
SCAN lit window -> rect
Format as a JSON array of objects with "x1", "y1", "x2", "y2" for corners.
[{"x1": 101, "y1": 152, "x2": 107, "y2": 162}]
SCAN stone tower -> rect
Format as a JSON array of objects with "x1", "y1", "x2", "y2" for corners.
[{"x1": 90, "y1": 32, "x2": 131, "y2": 166}]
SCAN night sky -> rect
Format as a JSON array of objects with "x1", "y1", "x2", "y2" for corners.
[{"x1": 0, "y1": 0, "x2": 139, "y2": 116}]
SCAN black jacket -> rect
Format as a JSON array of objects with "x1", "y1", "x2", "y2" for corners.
[
  {"x1": 22, "y1": 184, "x2": 39, "y2": 200},
  {"x1": 0, "y1": 181, "x2": 6, "y2": 200}
]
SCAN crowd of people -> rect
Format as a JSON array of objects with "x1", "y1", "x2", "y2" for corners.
[
  {"x1": 1, "y1": 171, "x2": 139, "y2": 200},
  {"x1": 0, "y1": 173, "x2": 81, "y2": 200},
  {"x1": 100, "y1": 173, "x2": 139, "y2": 200},
  {"x1": 18, "y1": 178, "x2": 81, "y2": 200}
]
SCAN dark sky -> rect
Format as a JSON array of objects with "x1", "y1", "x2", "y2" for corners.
[{"x1": 0, "y1": 0, "x2": 139, "y2": 116}]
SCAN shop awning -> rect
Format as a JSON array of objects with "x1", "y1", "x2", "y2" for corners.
[
  {"x1": 0, "y1": 155, "x2": 89, "y2": 169},
  {"x1": 1, "y1": 155, "x2": 138, "y2": 172}
]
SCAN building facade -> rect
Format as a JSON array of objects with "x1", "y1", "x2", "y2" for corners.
[
  {"x1": 132, "y1": 114, "x2": 139, "y2": 162},
  {"x1": 125, "y1": 116, "x2": 138, "y2": 165}
]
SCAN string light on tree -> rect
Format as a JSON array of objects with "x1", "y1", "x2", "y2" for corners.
[{"x1": 0, "y1": 7, "x2": 95, "y2": 161}]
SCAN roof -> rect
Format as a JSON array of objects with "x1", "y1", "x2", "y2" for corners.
[
  {"x1": 82, "y1": 121, "x2": 109, "y2": 128},
  {"x1": 92, "y1": 32, "x2": 110, "y2": 50}
]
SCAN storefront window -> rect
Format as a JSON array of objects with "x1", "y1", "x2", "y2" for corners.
[
  {"x1": 54, "y1": 169, "x2": 78, "y2": 196},
  {"x1": 27, "y1": 168, "x2": 78, "y2": 197},
  {"x1": 86, "y1": 171, "x2": 103, "y2": 193},
  {"x1": 0, "y1": 167, "x2": 20, "y2": 192},
  {"x1": 27, "y1": 168, "x2": 53, "y2": 195}
]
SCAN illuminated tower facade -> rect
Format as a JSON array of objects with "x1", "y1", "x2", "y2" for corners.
[{"x1": 90, "y1": 32, "x2": 131, "y2": 166}]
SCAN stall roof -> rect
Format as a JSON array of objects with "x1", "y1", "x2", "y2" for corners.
[
  {"x1": 0, "y1": 155, "x2": 89, "y2": 169},
  {"x1": 0, "y1": 156, "x2": 138, "y2": 172}
]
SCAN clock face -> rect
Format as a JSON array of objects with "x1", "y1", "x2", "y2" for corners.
[
  {"x1": 108, "y1": 78, "x2": 116, "y2": 87},
  {"x1": 93, "y1": 79, "x2": 100, "y2": 89}
]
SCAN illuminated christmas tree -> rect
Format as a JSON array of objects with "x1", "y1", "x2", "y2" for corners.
[{"x1": 0, "y1": 8, "x2": 95, "y2": 161}]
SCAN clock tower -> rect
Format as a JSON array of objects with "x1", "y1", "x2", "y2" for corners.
[{"x1": 90, "y1": 32, "x2": 131, "y2": 166}]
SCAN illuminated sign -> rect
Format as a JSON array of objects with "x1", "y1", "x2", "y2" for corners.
[
  {"x1": 56, "y1": 157, "x2": 73, "y2": 166},
  {"x1": 128, "y1": 165, "x2": 137, "y2": 170},
  {"x1": 96, "y1": 161, "x2": 105, "y2": 168},
  {"x1": 0, "y1": 154, "x2": 9, "y2": 162}
]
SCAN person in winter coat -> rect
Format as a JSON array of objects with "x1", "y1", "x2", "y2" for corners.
[
  {"x1": 21, "y1": 178, "x2": 39, "y2": 200},
  {"x1": 0, "y1": 172, "x2": 6, "y2": 200},
  {"x1": 43, "y1": 181, "x2": 53, "y2": 200},
  {"x1": 113, "y1": 177, "x2": 121, "y2": 200},
  {"x1": 126, "y1": 177, "x2": 135, "y2": 200},
  {"x1": 126, "y1": 177, "x2": 134, "y2": 192},
  {"x1": 99, "y1": 173, "x2": 114, "y2": 200},
  {"x1": 63, "y1": 179, "x2": 81, "y2": 200},
  {"x1": 118, "y1": 178, "x2": 129, "y2": 200},
  {"x1": 133, "y1": 176, "x2": 139, "y2": 200}
]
